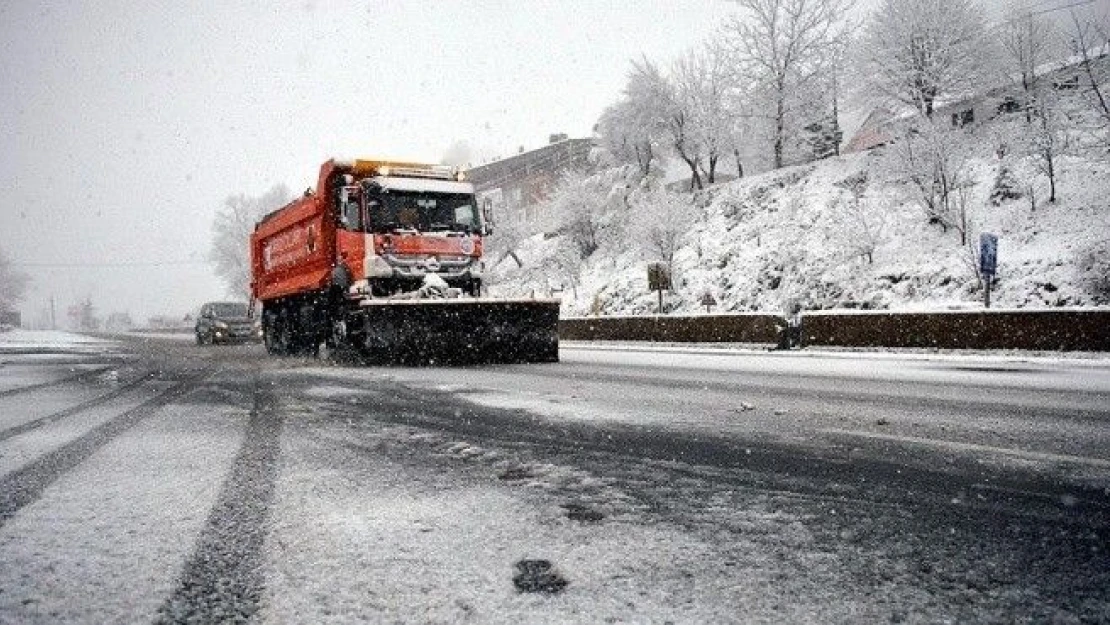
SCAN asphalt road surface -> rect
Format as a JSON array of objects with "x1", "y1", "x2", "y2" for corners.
[{"x1": 1, "y1": 334, "x2": 1108, "y2": 623}]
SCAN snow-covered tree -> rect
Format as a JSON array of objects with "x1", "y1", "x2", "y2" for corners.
[
  {"x1": 0, "y1": 247, "x2": 30, "y2": 313},
  {"x1": 1077, "y1": 238, "x2": 1110, "y2": 304},
  {"x1": 989, "y1": 164, "x2": 1023, "y2": 206},
  {"x1": 595, "y1": 58, "x2": 672, "y2": 176},
  {"x1": 723, "y1": 0, "x2": 854, "y2": 169},
  {"x1": 855, "y1": 0, "x2": 992, "y2": 119},
  {"x1": 549, "y1": 169, "x2": 630, "y2": 259},
  {"x1": 802, "y1": 115, "x2": 843, "y2": 161},
  {"x1": 210, "y1": 184, "x2": 291, "y2": 299},
  {"x1": 635, "y1": 189, "x2": 697, "y2": 268},
  {"x1": 673, "y1": 44, "x2": 736, "y2": 186}
]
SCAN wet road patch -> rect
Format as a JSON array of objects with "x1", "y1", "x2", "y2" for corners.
[
  {"x1": 562, "y1": 502, "x2": 605, "y2": 522},
  {"x1": 513, "y1": 559, "x2": 568, "y2": 594},
  {"x1": 498, "y1": 466, "x2": 534, "y2": 481}
]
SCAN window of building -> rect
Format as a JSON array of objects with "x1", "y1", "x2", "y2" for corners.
[
  {"x1": 951, "y1": 108, "x2": 975, "y2": 128},
  {"x1": 1053, "y1": 75, "x2": 1079, "y2": 90},
  {"x1": 996, "y1": 97, "x2": 1022, "y2": 115}
]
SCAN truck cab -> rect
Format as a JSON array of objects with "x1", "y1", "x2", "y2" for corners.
[{"x1": 332, "y1": 162, "x2": 487, "y2": 297}]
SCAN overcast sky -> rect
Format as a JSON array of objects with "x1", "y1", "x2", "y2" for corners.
[
  {"x1": 0, "y1": 1, "x2": 737, "y2": 324},
  {"x1": 1, "y1": 0, "x2": 1106, "y2": 325}
]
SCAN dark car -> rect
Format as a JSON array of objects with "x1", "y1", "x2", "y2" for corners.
[{"x1": 195, "y1": 302, "x2": 261, "y2": 345}]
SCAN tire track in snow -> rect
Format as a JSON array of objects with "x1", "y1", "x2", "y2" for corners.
[
  {"x1": 156, "y1": 377, "x2": 283, "y2": 624},
  {"x1": 0, "y1": 369, "x2": 158, "y2": 443},
  {"x1": 0, "y1": 368, "x2": 213, "y2": 527},
  {"x1": 0, "y1": 365, "x2": 114, "y2": 399}
]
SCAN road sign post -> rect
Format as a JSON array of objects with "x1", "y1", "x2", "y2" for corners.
[
  {"x1": 979, "y1": 233, "x2": 998, "y2": 309},
  {"x1": 700, "y1": 291, "x2": 717, "y2": 314},
  {"x1": 647, "y1": 262, "x2": 672, "y2": 315}
]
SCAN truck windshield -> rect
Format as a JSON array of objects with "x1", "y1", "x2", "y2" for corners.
[{"x1": 367, "y1": 192, "x2": 480, "y2": 234}]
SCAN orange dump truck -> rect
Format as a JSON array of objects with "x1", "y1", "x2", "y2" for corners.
[{"x1": 249, "y1": 158, "x2": 559, "y2": 363}]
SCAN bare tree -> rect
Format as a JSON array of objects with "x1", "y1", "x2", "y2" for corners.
[
  {"x1": 1027, "y1": 89, "x2": 1070, "y2": 203},
  {"x1": 0, "y1": 247, "x2": 30, "y2": 314},
  {"x1": 1069, "y1": 11, "x2": 1110, "y2": 155},
  {"x1": 723, "y1": 0, "x2": 854, "y2": 169},
  {"x1": 855, "y1": 0, "x2": 991, "y2": 119},
  {"x1": 889, "y1": 119, "x2": 975, "y2": 242},
  {"x1": 1000, "y1": 10, "x2": 1056, "y2": 122},
  {"x1": 830, "y1": 173, "x2": 885, "y2": 264},
  {"x1": 210, "y1": 184, "x2": 291, "y2": 299}
]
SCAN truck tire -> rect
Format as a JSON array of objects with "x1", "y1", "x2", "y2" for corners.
[{"x1": 262, "y1": 307, "x2": 288, "y2": 355}]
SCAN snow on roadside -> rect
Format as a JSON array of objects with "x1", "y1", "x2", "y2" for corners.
[
  {"x1": 0, "y1": 401, "x2": 248, "y2": 623},
  {"x1": 0, "y1": 329, "x2": 113, "y2": 350}
]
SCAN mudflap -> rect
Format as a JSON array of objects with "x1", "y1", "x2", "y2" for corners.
[{"x1": 352, "y1": 299, "x2": 560, "y2": 365}]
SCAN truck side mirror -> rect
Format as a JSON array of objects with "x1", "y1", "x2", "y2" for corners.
[{"x1": 482, "y1": 200, "x2": 494, "y2": 235}]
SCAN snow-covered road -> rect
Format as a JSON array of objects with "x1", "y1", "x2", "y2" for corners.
[{"x1": 1, "y1": 331, "x2": 1107, "y2": 623}]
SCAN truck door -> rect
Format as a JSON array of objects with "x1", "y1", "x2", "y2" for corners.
[{"x1": 335, "y1": 185, "x2": 367, "y2": 284}]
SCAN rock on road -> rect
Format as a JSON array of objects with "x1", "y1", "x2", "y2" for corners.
[{"x1": 0, "y1": 331, "x2": 1108, "y2": 623}]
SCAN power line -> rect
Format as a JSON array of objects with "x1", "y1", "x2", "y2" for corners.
[
  {"x1": 992, "y1": 0, "x2": 1095, "y2": 27},
  {"x1": 12, "y1": 260, "x2": 209, "y2": 268}
]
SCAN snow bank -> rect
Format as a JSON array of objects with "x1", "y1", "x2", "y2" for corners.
[{"x1": 0, "y1": 329, "x2": 113, "y2": 350}]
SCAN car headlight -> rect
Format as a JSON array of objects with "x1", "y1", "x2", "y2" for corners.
[{"x1": 214, "y1": 321, "x2": 229, "y2": 329}]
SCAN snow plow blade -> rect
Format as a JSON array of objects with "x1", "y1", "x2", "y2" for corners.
[{"x1": 356, "y1": 298, "x2": 561, "y2": 365}]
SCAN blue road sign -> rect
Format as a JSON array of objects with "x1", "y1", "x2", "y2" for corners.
[{"x1": 980, "y1": 233, "x2": 998, "y2": 276}]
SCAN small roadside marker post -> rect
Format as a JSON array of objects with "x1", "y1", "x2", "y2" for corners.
[{"x1": 701, "y1": 291, "x2": 717, "y2": 314}]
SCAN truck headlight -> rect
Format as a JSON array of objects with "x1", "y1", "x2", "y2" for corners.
[{"x1": 469, "y1": 260, "x2": 486, "y2": 278}]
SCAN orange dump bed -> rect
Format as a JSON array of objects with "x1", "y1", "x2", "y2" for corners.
[{"x1": 250, "y1": 191, "x2": 336, "y2": 302}]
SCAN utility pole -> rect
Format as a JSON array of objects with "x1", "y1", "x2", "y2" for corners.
[{"x1": 50, "y1": 295, "x2": 56, "y2": 330}]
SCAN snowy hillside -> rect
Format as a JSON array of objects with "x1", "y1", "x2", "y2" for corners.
[{"x1": 488, "y1": 132, "x2": 1110, "y2": 317}]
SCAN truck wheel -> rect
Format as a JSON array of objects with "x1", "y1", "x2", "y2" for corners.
[{"x1": 263, "y1": 309, "x2": 287, "y2": 355}]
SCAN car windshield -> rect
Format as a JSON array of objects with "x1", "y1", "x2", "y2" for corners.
[
  {"x1": 210, "y1": 303, "x2": 248, "y2": 317},
  {"x1": 367, "y1": 192, "x2": 479, "y2": 234}
]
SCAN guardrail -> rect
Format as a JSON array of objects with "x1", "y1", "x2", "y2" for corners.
[
  {"x1": 560, "y1": 308, "x2": 1110, "y2": 351},
  {"x1": 560, "y1": 313, "x2": 781, "y2": 344}
]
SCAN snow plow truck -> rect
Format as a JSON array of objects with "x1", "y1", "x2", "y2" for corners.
[{"x1": 249, "y1": 158, "x2": 560, "y2": 364}]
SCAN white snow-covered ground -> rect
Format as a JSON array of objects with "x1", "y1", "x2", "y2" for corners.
[
  {"x1": 489, "y1": 109, "x2": 1110, "y2": 317},
  {"x1": 0, "y1": 400, "x2": 249, "y2": 623},
  {"x1": 0, "y1": 329, "x2": 113, "y2": 351}
]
